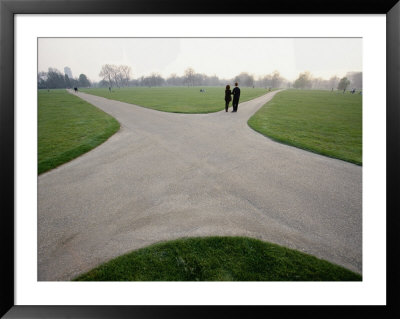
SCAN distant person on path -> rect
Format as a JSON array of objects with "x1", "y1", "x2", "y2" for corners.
[
  {"x1": 224, "y1": 85, "x2": 232, "y2": 112},
  {"x1": 232, "y1": 82, "x2": 240, "y2": 112},
  {"x1": 74, "y1": 87, "x2": 78, "y2": 93}
]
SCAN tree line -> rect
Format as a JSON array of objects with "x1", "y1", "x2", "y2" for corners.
[
  {"x1": 293, "y1": 71, "x2": 362, "y2": 91},
  {"x1": 38, "y1": 65, "x2": 362, "y2": 91},
  {"x1": 38, "y1": 68, "x2": 91, "y2": 89},
  {"x1": 95, "y1": 66, "x2": 289, "y2": 89}
]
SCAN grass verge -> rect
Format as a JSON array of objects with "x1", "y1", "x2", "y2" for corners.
[
  {"x1": 80, "y1": 86, "x2": 271, "y2": 113},
  {"x1": 38, "y1": 89, "x2": 120, "y2": 174},
  {"x1": 74, "y1": 236, "x2": 361, "y2": 281},
  {"x1": 248, "y1": 89, "x2": 362, "y2": 165}
]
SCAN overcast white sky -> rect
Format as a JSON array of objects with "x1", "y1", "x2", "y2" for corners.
[{"x1": 38, "y1": 38, "x2": 362, "y2": 82}]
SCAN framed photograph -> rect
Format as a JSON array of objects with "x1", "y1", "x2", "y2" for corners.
[{"x1": 1, "y1": 0, "x2": 399, "y2": 317}]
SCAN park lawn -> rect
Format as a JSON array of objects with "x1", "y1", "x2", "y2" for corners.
[
  {"x1": 38, "y1": 89, "x2": 120, "y2": 174},
  {"x1": 248, "y1": 89, "x2": 362, "y2": 165},
  {"x1": 80, "y1": 86, "x2": 270, "y2": 113},
  {"x1": 74, "y1": 236, "x2": 361, "y2": 281}
]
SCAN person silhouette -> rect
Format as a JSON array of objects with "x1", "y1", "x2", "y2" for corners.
[
  {"x1": 231, "y1": 82, "x2": 240, "y2": 112},
  {"x1": 224, "y1": 84, "x2": 232, "y2": 112}
]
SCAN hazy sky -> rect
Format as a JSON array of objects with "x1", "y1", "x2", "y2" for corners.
[{"x1": 38, "y1": 38, "x2": 362, "y2": 82}]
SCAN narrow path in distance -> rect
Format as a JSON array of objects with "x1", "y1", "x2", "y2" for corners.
[{"x1": 38, "y1": 89, "x2": 362, "y2": 280}]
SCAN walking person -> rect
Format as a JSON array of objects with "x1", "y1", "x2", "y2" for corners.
[
  {"x1": 232, "y1": 82, "x2": 241, "y2": 112},
  {"x1": 224, "y1": 84, "x2": 232, "y2": 112}
]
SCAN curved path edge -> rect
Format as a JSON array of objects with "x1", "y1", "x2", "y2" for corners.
[{"x1": 38, "y1": 89, "x2": 362, "y2": 280}]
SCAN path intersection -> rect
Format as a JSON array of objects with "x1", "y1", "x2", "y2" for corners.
[{"x1": 38, "y1": 90, "x2": 362, "y2": 280}]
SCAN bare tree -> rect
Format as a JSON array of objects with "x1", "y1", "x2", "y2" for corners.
[
  {"x1": 234, "y1": 72, "x2": 254, "y2": 87},
  {"x1": 338, "y1": 77, "x2": 351, "y2": 91},
  {"x1": 37, "y1": 71, "x2": 48, "y2": 89},
  {"x1": 271, "y1": 71, "x2": 283, "y2": 88},
  {"x1": 346, "y1": 72, "x2": 362, "y2": 90},
  {"x1": 328, "y1": 76, "x2": 340, "y2": 90},
  {"x1": 110, "y1": 65, "x2": 121, "y2": 88},
  {"x1": 46, "y1": 68, "x2": 66, "y2": 89},
  {"x1": 100, "y1": 64, "x2": 133, "y2": 88},
  {"x1": 120, "y1": 65, "x2": 131, "y2": 87},
  {"x1": 311, "y1": 77, "x2": 324, "y2": 89},
  {"x1": 293, "y1": 71, "x2": 313, "y2": 89},
  {"x1": 184, "y1": 67, "x2": 195, "y2": 87},
  {"x1": 259, "y1": 74, "x2": 272, "y2": 88},
  {"x1": 99, "y1": 64, "x2": 115, "y2": 87},
  {"x1": 166, "y1": 73, "x2": 180, "y2": 86}
]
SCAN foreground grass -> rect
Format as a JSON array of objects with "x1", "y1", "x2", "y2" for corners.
[
  {"x1": 74, "y1": 237, "x2": 361, "y2": 281},
  {"x1": 80, "y1": 86, "x2": 270, "y2": 113},
  {"x1": 248, "y1": 89, "x2": 362, "y2": 165},
  {"x1": 38, "y1": 89, "x2": 120, "y2": 174}
]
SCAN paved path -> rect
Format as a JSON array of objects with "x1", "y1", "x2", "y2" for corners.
[{"x1": 38, "y1": 90, "x2": 362, "y2": 281}]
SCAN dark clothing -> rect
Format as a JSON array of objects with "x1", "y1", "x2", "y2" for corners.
[
  {"x1": 225, "y1": 89, "x2": 232, "y2": 102},
  {"x1": 225, "y1": 101, "x2": 230, "y2": 112},
  {"x1": 232, "y1": 87, "x2": 240, "y2": 99},
  {"x1": 225, "y1": 89, "x2": 232, "y2": 112},
  {"x1": 232, "y1": 87, "x2": 240, "y2": 112}
]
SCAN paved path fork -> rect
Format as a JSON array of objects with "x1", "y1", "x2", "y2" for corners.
[{"x1": 38, "y1": 89, "x2": 362, "y2": 280}]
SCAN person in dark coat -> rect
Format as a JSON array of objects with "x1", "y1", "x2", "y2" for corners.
[
  {"x1": 224, "y1": 84, "x2": 232, "y2": 112},
  {"x1": 232, "y1": 82, "x2": 240, "y2": 112}
]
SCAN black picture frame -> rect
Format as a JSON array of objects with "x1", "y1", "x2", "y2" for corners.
[{"x1": 1, "y1": 0, "x2": 399, "y2": 318}]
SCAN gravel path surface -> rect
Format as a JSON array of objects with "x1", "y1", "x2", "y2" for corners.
[{"x1": 38, "y1": 89, "x2": 362, "y2": 281}]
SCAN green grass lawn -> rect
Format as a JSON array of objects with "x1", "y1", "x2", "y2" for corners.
[
  {"x1": 74, "y1": 236, "x2": 361, "y2": 281},
  {"x1": 80, "y1": 86, "x2": 270, "y2": 113},
  {"x1": 248, "y1": 89, "x2": 362, "y2": 165},
  {"x1": 38, "y1": 89, "x2": 120, "y2": 174}
]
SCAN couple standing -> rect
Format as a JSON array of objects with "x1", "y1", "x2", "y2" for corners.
[{"x1": 225, "y1": 82, "x2": 240, "y2": 112}]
